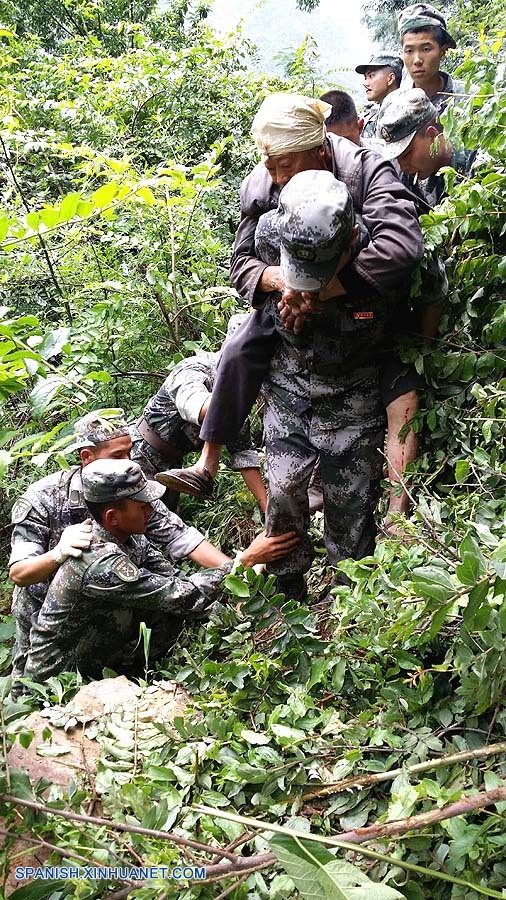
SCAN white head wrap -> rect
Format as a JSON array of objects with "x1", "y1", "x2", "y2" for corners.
[{"x1": 251, "y1": 93, "x2": 331, "y2": 161}]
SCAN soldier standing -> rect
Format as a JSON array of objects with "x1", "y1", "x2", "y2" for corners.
[
  {"x1": 256, "y1": 170, "x2": 391, "y2": 600},
  {"x1": 156, "y1": 92, "x2": 423, "y2": 544},
  {"x1": 398, "y1": 3, "x2": 465, "y2": 117},
  {"x1": 353, "y1": 54, "x2": 403, "y2": 141}
]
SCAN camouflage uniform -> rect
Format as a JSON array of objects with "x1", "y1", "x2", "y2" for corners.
[
  {"x1": 256, "y1": 173, "x2": 387, "y2": 577},
  {"x1": 413, "y1": 145, "x2": 477, "y2": 208},
  {"x1": 23, "y1": 521, "x2": 232, "y2": 683},
  {"x1": 355, "y1": 56, "x2": 404, "y2": 140},
  {"x1": 361, "y1": 103, "x2": 381, "y2": 140},
  {"x1": 398, "y1": 4, "x2": 465, "y2": 119},
  {"x1": 9, "y1": 467, "x2": 204, "y2": 681},
  {"x1": 131, "y1": 350, "x2": 260, "y2": 482}
]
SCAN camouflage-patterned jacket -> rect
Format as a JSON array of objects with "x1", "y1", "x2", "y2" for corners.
[
  {"x1": 131, "y1": 351, "x2": 260, "y2": 473},
  {"x1": 9, "y1": 466, "x2": 205, "y2": 607},
  {"x1": 411, "y1": 144, "x2": 477, "y2": 209},
  {"x1": 23, "y1": 524, "x2": 233, "y2": 682},
  {"x1": 230, "y1": 132, "x2": 423, "y2": 309},
  {"x1": 361, "y1": 102, "x2": 381, "y2": 140}
]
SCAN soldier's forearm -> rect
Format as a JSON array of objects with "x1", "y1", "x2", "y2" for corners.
[
  {"x1": 188, "y1": 540, "x2": 230, "y2": 568},
  {"x1": 9, "y1": 552, "x2": 60, "y2": 587}
]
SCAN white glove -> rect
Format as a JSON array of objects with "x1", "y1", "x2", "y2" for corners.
[{"x1": 51, "y1": 520, "x2": 93, "y2": 564}]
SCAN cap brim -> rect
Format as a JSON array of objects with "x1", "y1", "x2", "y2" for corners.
[
  {"x1": 355, "y1": 64, "x2": 369, "y2": 74},
  {"x1": 378, "y1": 129, "x2": 417, "y2": 160},
  {"x1": 280, "y1": 251, "x2": 338, "y2": 291},
  {"x1": 132, "y1": 480, "x2": 166, "y2": 502}
]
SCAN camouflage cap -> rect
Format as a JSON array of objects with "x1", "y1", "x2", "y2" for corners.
[
  {"x1": 278, "y1": 170, "x2": 354, "y2": 291},
  {"x1": 255, "y1": 208, "x2": 281, "y2": 267},
  {"x1": 73, "y1": 409, "x2": 130, "y2": 449},
  {"x1": 82, "y1": 459, "x2": 166, "y2": 504},
  {"x1": 355, "y1": 53, "x2": 403, "y2": 80},
  {"x1": 398, "y1": 3, "x2": 456, "y2": 49},
  {"x1": 376, "y1": 88, "x2": 437, "y2": 160}
]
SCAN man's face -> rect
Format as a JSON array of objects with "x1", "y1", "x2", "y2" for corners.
[
  {"x1": 402, "y1": 31, "x2": 447, "y2": 90},
  {"x1": 81, "y1": 434, "x2": 132, "y2": 466},
  {"x1": 396, "y1": 128, "x2": 440, "y2": 180},
  {"x1": 364, "y1": 67, "x2": 394, "y2": 104},
  {"x1": 265, "y1": 147, "x2": 326, "y2": 187},
  {"x1": 111, "y1": 498, "x2": 154, "y2": 536}
]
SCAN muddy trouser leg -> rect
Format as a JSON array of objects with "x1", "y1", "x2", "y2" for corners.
[
  {"x1": 200, "y1": 305, "x2": 279, "y2": 445},
  {"x1": 263, "y1": 395, "x2": 317, "y2": 578}
]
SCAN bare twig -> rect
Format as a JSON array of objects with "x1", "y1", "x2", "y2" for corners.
[
  {"x1": 3, "y1": 796, "x2": 237, "y2": 860},
  {"x1": 301, "y1": 740, "x2": 506, "y2": 801}
]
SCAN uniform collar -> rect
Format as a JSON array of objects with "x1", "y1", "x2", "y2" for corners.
[{"x1": 92, "y1": 522, "x2": 142, "y2": 552}]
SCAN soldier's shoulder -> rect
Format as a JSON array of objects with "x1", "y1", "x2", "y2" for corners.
[
  {"x1": 11, "y1": 467, "x2": 78, "y2": 523},
  {"x1": 83, "y1": 539, "x2": 141, "y2": 585}
]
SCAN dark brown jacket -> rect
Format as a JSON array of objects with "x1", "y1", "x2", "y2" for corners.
[{"x1": 230, "y1": 134, "x2": 424, "y2": 308}]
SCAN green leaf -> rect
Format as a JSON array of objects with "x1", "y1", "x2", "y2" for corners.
[
  {"x1": 39, "y1": 327, "x2": 70, "y2": 361},
  {"x1": 39, "y1": 207, "x2": 59, "y2": 228},
  {"x1": 240, "y1": 728, "x2": 271, "y2": 745},
  {"x1": 29, "y1": 376, "x2": 65, "y2": 418},
  {"x1": 224, "y1": 575, "x2": 250, "y2": 598},
  {"x1": 8, "y1": 882, "x2": 68, "y2": 899},
  {"x1": 76, "y1": 200, "x2": 94, "y2": 218},
  {"x1": 412, "y1": 567, "x2": 455, "y2": 602},
  {"x1": 271, "y1": 723, "x2": 306, "y2": 744},
  {"x1": 429, "y1": 600, "x2": 454, "y2": 638},
  {"x1": 26, "y1": 211, "x2": 40, "y2": 231},
  {"x1": 270, "y1": 835, "x2": 403, "y2": 899},
  {"x1": 455, "y1": 459, "x2": 470, "y2": 483},
  {"x1": 0, "y1": 216, "x2": 10, "y2": 241},
  {"x1": 136, "y1": 185, "x2": 157, "y2": 205},
  {"x1": 92, "y1": 182, "x2": 118, "y2": 208},
  {"x1": 463, "y1": 580, "x2": 490, "y2": 630},
  {"x1": 18, "y1": 730, "x2": 34, "y2": 749},
  {"x1": 36, "y1": 742, "x2": 73, "y2": 757},
  {"x1": 58, "y1": 192, "x2": 81, "y2": 221},
  {"x1": 200, "y1": 789, "x2": 231, "y2": 807}
]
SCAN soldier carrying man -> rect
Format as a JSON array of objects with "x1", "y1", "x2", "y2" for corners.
[{"x1": 157, "y1": 91, "x2": 423, "y2": 566}]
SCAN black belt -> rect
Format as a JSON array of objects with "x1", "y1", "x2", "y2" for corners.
[{"x1": 136, "y1": 417, "x2": 182, "y2": 459}]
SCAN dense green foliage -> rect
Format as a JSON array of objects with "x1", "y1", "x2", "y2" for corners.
[{"x1": 0, "y1": 0, "x2": 505, "y2": 897}]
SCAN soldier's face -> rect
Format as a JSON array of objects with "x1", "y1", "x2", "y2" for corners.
[
  {"x1": 82, "y1": 435, "x2": 132, "y2": 466},
  {"x1": 402, "y1": 31, "x2": 447, "y2": 89},
  {"x1": 265, "y1": 147, "x2": 326, "y2": 187},
  {"x1": 396, "y1": 126, "x2": 441, "y2": 179},
  {"x1": 112, "y1": 498, "x2": 154, "y2": 536},
  {"x1": 364, "y1": 67, "x2": 395, "y2": 104}
]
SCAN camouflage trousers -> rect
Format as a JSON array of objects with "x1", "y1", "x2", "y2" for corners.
[
  {"x1": 11, "y1": 588, "x2": 41, "y2": 685},
  {"x1": 263, "y1": 371, "x2": 386, "y2": 576}
]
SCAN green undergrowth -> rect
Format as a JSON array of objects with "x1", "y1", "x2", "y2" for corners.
[{"x1": 2, "y1": 511, "x2": 506, "y2": 898}]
